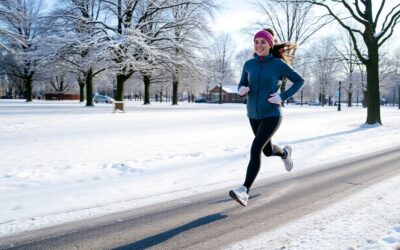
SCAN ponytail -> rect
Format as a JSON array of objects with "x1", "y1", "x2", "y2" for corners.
[{"x1": 271, "y1": 42, "x2": 297, "y2": 63}]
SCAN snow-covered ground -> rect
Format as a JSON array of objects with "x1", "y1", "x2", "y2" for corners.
[
  {"x1": 1, "y1": 100, "x2": 399, "y2": 248},
  {"x1": 227, "y1": 174, "x2": 400, "y2": 250}
]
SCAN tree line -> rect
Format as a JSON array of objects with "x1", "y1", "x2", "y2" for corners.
[
  {"x1": 1, "y1": 0, "x2": 399, "y2": 125},
  {"x1": 0, "y1": 0, "x2": 219, "y2": 106}
]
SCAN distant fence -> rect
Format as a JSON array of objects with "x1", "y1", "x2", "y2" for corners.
[{"x1": 44, "y1": 93, "x2": 80, "y2": 101}]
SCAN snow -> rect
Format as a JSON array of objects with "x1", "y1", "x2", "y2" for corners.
[
  {"x1": 1, "y1": 100, "x2": 400, "y2": 248},
  {"x1": 222, "y1": 84, "x2": 240, "y2": 93},
  {"x1": 362, "y1": 54, "x2": 370, "y2": 61},
  {"x1": 374, "y1": 31, "x2": 383, "y2": 38},
  {"x1": 227, "y1": 174, "x2": 400, "y2": 250}
]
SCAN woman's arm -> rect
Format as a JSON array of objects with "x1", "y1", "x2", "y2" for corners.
[
  {"x1": 238, "y1": 63, "x2": 250, "y2": 96},
  {"x1": 238, "y1": 63, "x2": 249, "y2": 90},
  {"x1": 279, "y1": 62, "x2": 304, "y2": 101}
]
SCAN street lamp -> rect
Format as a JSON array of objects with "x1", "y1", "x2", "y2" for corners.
[{"x1": 338, "y1": 81, "x2": 342, "y2": 111}]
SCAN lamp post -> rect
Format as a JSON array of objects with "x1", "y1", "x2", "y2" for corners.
[
  {"x1": 338, "y1": 81, "x2": 342, "y2": 111},
  {"x1": 398, "y1": 83, "x2": 400, "y2": 109},
  {"x1": 301, "y1": 89, "x2": 304, "y2": 105},
  {"x1": 356, "y1": 89, "x2": 359, "y2": 107}
]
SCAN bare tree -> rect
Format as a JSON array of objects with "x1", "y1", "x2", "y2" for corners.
[
  {"x1": 0, "y1": 0, "x2": 46, "y2": 102},
  {"x1": 0, "y1": 0, "x2": 29, "y2": 53},
  {"x1": 103, "y1": 0, "x2": 153, "y2": 102},
  {"x1": 293, "y1": 50, "x2": 313, "y2": 104},
  {"x1": 210, "y1": 33, "x2": 235, "y2": 104},
  {"x1": 235, "y1": 48, "x2": 253, "y2": 70},
  {"x1": 333, "y1": 32, "x2": 364, "y2": 107},
  {"x1": 380, "y1": 48, "x2": 400, "y2": 107},
  {"x1": 167, "y1": 0, "x2": 215, "y2": 105},
  {"x1": 310, "y1": 38, "x2": 339, "y2": 106},
  {"x1": 49, "y1": 0, "x2": 108, "y2": 106},
  {"x1": 299, "y1": 0, "x2": 400, "y2": 124},
  {"x1": 49, "y1": 75, "x2": 70, "y2": 94},
  {"x1": 100, "y1": 0, "x2": 215, "y2": 105}
]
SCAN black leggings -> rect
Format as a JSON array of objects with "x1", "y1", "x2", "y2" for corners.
[{"x1": 243, "y1": 117, "x2": 285, "y2": 191}]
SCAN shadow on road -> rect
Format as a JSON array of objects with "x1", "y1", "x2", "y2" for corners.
[{"x1": 113, "y1": 213, "x2": 228, "y2": 250}]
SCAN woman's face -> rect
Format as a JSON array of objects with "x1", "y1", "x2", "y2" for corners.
[{"x1": 254, "y1": 38, "x2": 270, "y2": 56}]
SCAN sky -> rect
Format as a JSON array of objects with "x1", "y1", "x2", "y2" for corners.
[
  {"x1": 211, "y1": 0, "x2": 260, "y2": 53},
  {"x1": 211, "y1": 0, "x2": 400, "y2": 53}
]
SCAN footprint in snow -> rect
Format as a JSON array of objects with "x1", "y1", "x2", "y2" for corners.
[
  {"x1": 3, "y1": 173, "x2": 13, "y2": 178},
  {"x1": 188, "y1": 152, "x2": 202, "y2": 157},
  {"x1": 112, "y1": 163, "x2": 143, "y2": 174},
  {"x1": 382, "y1": 236, "x2": 397, "y2": 244}
]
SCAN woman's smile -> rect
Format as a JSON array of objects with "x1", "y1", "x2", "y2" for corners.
[{"x1": 254, "y1": 38, "x2": 270, "y2": 56}]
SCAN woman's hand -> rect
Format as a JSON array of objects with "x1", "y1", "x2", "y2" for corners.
[
  {"x1": 238, "y1": 86, "x2": 250, "y2": 96},
  {"x1": 268, "y1": 92, "x2": 282, "y2": 104}
]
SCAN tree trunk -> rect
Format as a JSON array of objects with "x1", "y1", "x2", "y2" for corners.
[
  {"x1": 392, "y1": 89, "x2": 396, "y2": 107},
  {"x1": 348, "y1": 92, "x2": 352, "y2": 107},
  {"x1": 143, "y1": 74, "x2": 151, "y2": 105},
  {"x1": 116, "y1": 74, "x2": 128, "y2": 101},
  {"x1": 365, "y1": 47, "x2": 381, "y2": 124},
  {"x1": 24, "y1": 75, "x2": 33, "y2": 102},
  {"x1": 319, "y1": 92, "x2": 322, "y2": 106},
  {"x1": 85, "y1": 68, "x2": 94, "y2": 106},
  {"x1": 347, "y1": 80, "x2": 353, "y2": 107},
  {"x1": 78, "y1": 79, "x2": 85, "y2": 102},
  {"x1": 362, "y1": 90, "x2": 367, "y2": 108},
  {"x1": 172, "y1": 74, "x2": 178, "y2": 105},
  {"x1": 320, "y1": 89, "x2": 326, "y2": 106}
]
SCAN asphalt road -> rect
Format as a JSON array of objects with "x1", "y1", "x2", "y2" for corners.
[{"x1": 1, "y1": 146, "x2": 400, "y2": 250}]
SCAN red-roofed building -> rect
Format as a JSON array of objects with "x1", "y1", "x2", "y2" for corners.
[{"x1": 205, "y1": 84, "x2": 246, "y2": 103}]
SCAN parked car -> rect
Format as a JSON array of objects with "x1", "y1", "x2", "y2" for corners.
[
  {"x1": 94, "y1": 95, "x2": 115, "y2": 104},
  {"x1": 307, "y1": 101, "x2": 320, "y2": 106},
  {"x1": 194, "y1": 97, "x2": 208, "y2": 103}
]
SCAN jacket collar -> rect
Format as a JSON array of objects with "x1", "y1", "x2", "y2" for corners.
[{"x1": 255, "y1": 53, "x2": 273, "y2": 63}]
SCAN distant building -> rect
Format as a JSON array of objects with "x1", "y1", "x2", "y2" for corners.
[{"x1": 206, "y1": 84, "x2": 246, "y2": 103}]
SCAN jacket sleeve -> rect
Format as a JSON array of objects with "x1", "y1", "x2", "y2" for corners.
[
  {"x1": 279, "y1": 61, "x2": 304, "y2": 101},
  {"x1": 238, "y1": 63, "x2": 249, "y2": 92}
]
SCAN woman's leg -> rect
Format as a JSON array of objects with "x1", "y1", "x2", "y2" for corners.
[
  {"x1": 262, "y1": 140, "x2": 286, "y2": 157},
  {"x1": 249, "y1": 118, "x2": 261, "y2": 135},
  {"x1": 249, "y1": 119, "x2": 285, "y2": 158},
  {"x1": 243, "y1": 116, "x2": 282, "y2": 192}
]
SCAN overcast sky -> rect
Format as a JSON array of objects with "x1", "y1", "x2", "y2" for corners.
[{"x1": 211, "y1": 0, "x2": 260, "y2": 52}]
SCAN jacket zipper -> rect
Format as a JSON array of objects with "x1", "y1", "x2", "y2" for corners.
[{"x1": 256, "y1": 61, "x2": 263, "y2": 116}]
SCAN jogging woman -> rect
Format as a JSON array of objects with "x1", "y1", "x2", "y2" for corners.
[{"x1": 229, "y1": 29, "x2": 304, "y2": 206}]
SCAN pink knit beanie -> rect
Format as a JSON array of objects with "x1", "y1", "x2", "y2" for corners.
[{"x1": 254, "y1": 30, "x2": 274, "y2": 48}]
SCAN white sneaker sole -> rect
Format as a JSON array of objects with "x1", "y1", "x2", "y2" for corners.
[{"x1": 229, "y1": 190, "x2": 247, "y2": 206}]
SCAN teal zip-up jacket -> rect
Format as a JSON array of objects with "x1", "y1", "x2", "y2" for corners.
[{"x1": 238, "y1": 54, "x2": 304, "y2": 119}]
